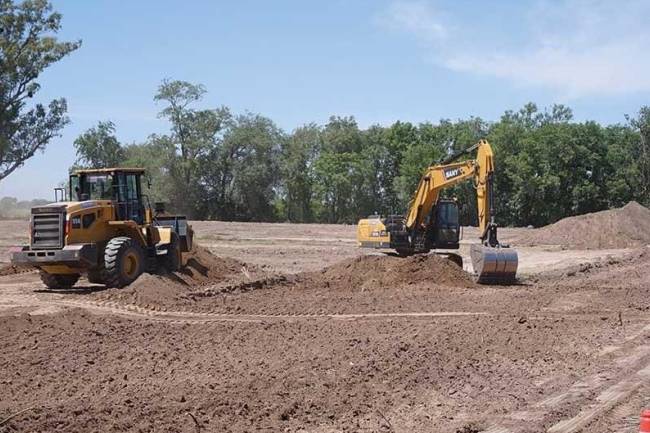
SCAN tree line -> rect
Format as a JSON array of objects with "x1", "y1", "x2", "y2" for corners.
[
  {"x1": 3, "y1": 2, "x2": 649, "y2": 228},
  {"x1": 73, "y1": 80, "x2": 650, "y2": 227}
]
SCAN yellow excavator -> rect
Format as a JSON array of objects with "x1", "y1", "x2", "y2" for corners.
[{"x1": 357, "y1": 139, "x2": 518, "y2": 284}]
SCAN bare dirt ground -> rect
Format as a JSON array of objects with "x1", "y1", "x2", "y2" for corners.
[{"x1": 1, "y1": 217, "x2": 649, "y2": 433}]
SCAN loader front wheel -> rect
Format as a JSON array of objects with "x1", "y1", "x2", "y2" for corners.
[
  {"x1": 40, "y1": 271, "x2": 80, "y2": 290},
  {"x1": 103, "y1": 236, "x2": 144, "y2": 288}
]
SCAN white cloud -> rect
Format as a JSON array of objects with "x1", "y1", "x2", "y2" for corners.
[
  {"x1": 379, "y1": 0, "x2": 650, "y2": 98},
  {"x1": 376, "y1": 1, "x2": 449, "y2": 45}
]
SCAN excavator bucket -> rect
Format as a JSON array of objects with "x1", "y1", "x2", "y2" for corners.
[{"x1": 470, "y1": 244, "x2": 518, "y2": 284}]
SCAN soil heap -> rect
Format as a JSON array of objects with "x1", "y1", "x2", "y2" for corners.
[
  {"x1": 314, "y1": 253, "x2": 475, "y2": 290},
  {"x1": 0, "y1": 263, "x2": 32, "y2": 276},
  {"x1": 93, "y1": 245, "x2": 259, "y2": 309},
  {"x1": 515, "y1": 201, "x2": 650, "y2": 249}
]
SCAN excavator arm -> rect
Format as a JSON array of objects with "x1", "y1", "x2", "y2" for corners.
[
  {"x1": 405, "y1": 159, "x2": 478, "y2": 230},
  {"x1": 406, "y1": 140, "x2": 494, "y2": 238}
]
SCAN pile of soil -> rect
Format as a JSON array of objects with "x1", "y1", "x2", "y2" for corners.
[
  {"x1": 515, "y1": 201, "x2": 650, "y2": 249},
  {"x1": 313, "y1": 253, "x2": 475, "y2": 290},
  {"x1": 98, "y1": 252, "x2": 476, "y2": 315},
  {"x1": 0, "y1": 263, "x2": 33, "y2": 276},
  {"x1": 93, "y1": 245, "x2": 261, "y2": 309}
]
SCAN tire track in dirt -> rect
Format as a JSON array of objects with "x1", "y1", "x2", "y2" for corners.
[
  {"x1": 482, "y1": 326, "x2": 650, "y2": 433},
  {"x1": 547, "y1": 362, "x2": 650, "y2": 433},
  {"x1": 52, "y1": 298, "x2": 490, "y2": 323}
]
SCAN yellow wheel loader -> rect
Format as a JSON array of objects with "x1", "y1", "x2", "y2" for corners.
[
  {"x1": 11, "y1": 168, "x2": 193, "y2": 289},
  {"x1": 357, "y1": 139, "x2": 518, "y2": 284}
]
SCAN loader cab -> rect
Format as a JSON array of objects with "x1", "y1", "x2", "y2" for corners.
[
  {"x1": 430, "y1": 198, "x2": 460, "y2": 249},
  {"x1": 69, "y1": 168, "x2": 146, "y2": 224}
]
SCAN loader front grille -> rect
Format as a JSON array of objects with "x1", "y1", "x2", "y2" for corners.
[{"x1": 31, "y1": 212, "x2": 64, "y2": 249}]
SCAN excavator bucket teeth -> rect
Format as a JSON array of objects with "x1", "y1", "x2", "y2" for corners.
[{"x1": 470, "y1": 244, "x2": 518, "y2": 284}]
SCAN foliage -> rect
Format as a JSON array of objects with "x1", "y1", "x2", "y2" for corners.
[
  {"x1": 69, "y1": 79, "x2": 650, "y2": 226},
  {"x1": 73, "y1": 121, "x2": 123, "y2": 168},
  {"x1": 153, "y1": 79, "x2": 231, "y2": 217},
  {"x1": 199, "y1": 112, "x2": 283, "y2": 221},
  {"x1": 0, "y1": 0, "x2": 80, "y2": 182},
  {"x1": 0, "y1": 196, "x2": 48, "y2": 219},
  {"x1": 279, "y1": 123, "x2": 320, "y2": 222}
]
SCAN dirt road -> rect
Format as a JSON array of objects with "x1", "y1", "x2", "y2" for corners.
[{"x1": 0, "y1": 220, "x2": 648, "y2": 432}]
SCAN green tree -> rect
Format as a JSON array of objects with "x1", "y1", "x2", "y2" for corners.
[
  {"x1": 312, "y1": 116, "x2": 374, "y2": 222},
  {"x1": 321, "y1": 116, "x2": 362, "y2": 153},
  {"x1": 0, "y1": 0, "x2": 80, "y2": 182},
  {"x1": 281, "y1": 123, "x2": 320, "y2": 222},
  {"x1": 73, "y1": 121, "x2": 124, "y2": 168},
  {"x1": 627, "y1": 106, "x2": 650, "y2": 206},
  {"x1": 604, "y1": 124, "x2": 643, "y2": 207},
  {"x1": 154, "y1": 79, "x2": 231, "y2": 217},
  {"x1": 313, "y1": 151, "x2": 372, "y2": 223},
  {"x1": 197, "y1": 113, "x2": 283, "y2": 221},
  {"x1": 122, "y1": 136, "x2": 175, "y2": 205}
]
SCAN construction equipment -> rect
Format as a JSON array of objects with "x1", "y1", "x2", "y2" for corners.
[
  {"x1": 11, "y1": 168, "x2": 193, "y2": 289},
  {"x1": 357, "y1": 139, "x2": 518, "y2": 284}
]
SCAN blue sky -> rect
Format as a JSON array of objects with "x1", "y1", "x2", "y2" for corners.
[{"x1": 2, "y1": 0, "x2": 650, "y2": 199}]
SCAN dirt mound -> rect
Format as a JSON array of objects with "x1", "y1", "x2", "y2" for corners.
[
  {"x1": 0, "y1": 263, "x2": 33, "y2": 276},
  {"x1": 313, "y1": 253, "x2": 475, "y2": 290},
  {"x1": 515, "y1": 201, "x2": 650, "y2": 249},
  {"x1": 93, "y1": 245, "x2": 261, "y2": 309}
]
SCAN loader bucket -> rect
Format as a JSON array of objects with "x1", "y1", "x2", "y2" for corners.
[{"x1": 470, "y1": 244, "x2": 518, "y2": 284}]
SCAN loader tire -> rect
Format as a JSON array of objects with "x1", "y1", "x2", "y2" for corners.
[
  {"x1": 40, "y1": 271, "x2": 79, "y2": 290},
  {"x1": 103, "y1": 236, "x2": 144, "y2": 288},
  {"x1": 161, "y1": 232, "x2": 181, "y2": 272},
  {"x1": 87, "y1": 270, "x2": 104, "y2": 284}
]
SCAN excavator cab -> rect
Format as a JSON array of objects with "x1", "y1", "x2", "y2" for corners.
[{"x1": 429, "y1": 199, "x2": 460, "y2": 249}]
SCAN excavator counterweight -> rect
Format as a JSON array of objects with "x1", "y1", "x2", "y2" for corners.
[{"x1": 356, "y1": 139, "x2": 518, "y2": 284}]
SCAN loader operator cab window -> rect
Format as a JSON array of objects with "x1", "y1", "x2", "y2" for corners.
[
  {"x1": 70, "y1": 170, "x2": 145, "y2": 224},
  {"x1": 115, "y1": 172, "x2": 144, "y2": 224},
  {"x1": 71, "y1": 174, "x2": 115, "y2": 201}
]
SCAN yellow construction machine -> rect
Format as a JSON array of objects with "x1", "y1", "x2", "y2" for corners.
[
  {"x1": 11, "y1": 168, "x2": 193, "y2": 289},
  {"x1": 357, "y1": 139, "x2": 518, "y2": 284}
]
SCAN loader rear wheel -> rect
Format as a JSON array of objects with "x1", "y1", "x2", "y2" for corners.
[
  {"x1": 161, "y1": 232, "x2": 181, "y2": 272},
  {"x1": 40, "y1": 271, "x2": 79, "y2": 290},
  {"x1": 103, "y1": 236, "x2": 144, "y2": 288}
]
